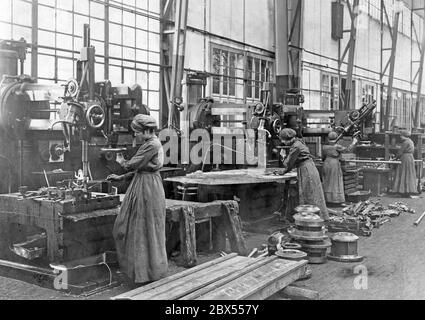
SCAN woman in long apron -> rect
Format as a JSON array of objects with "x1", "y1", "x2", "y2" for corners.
[
  {"x1": 322, "y1": 131, "x2": 347, "y2": 204},
  {"x1": 275, "y1": 128, "x2": 329, "y2": 221},
  {"x1": 392, "y1": 130, "x2": 417, "y2": 197},
  {"x1": 108, "y1": 114, "x2": 168, "y2": 285}
]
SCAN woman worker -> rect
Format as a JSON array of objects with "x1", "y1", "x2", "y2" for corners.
[
  {"x1": 275, "y1": 128, "x2": 329, "y2": 221},
  {"x1": 108, "y1": 114, "x2": 168, "y2": 285},
  {"x1": 322, "y1": 131, "x2": 356, "y2": 205},
  {"x1": 392, "y1": 130, "x2": 417, "y2": 197}
]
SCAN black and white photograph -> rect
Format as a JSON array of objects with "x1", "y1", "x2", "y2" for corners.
[{"x1": 0, "y1": 0, "x2": 424, "y2": 306}]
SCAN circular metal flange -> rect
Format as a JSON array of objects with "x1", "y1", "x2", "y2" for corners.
[
  {"x1": 287, "y1": 226, "x2": 328, "y2": 241},
  {"x1": 282, "y1": 242, "x2": 302, "y2": 250},
  {"x1": 328, "y1": 254, "x2": 364, "y2": 263},
  {"x1": 300, "y1": 239, "x2": 332, "y2": 250},
  {"x1": 294, "y1": 213, "x2": 324, "y2": 228},
  {"x1": 295, "y1": 205, "x2": 321, "y2": 215},
  {"x1": 330, "y1": 232, "x2": 359, "y2": 243},
  {"x1": 275, "y1": 249, "x2": 308, "y2": 261}
]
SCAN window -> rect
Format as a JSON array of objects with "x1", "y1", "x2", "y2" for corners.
[
  {"x1": 0, "y1": 0, "x2": 161, "y2": 123},
  {"x1": 211, "y1": 47, "x2": 244, "y2": 99},
  {"x1": 246, "y1": 56, "x2": 274, "y2": 102},
  {"x1": 320, "y1": 73, "x2": 339, "y2": 110},
  {"x1": 211, "y1": 45, "x2": 273, "y2": 103}
]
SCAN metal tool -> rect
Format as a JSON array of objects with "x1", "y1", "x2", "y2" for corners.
[{"x1": 414, "y1": 211, "x2": 425, "y2": 226}]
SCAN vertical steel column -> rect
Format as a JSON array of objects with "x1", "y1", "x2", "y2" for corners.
[
  {"x1": 274, "y1": 0, "x2": 290, "y2": 98},
  {"x1": 167, "y1": 0, "x2": 189, "y2": 128},
  {"x1": 31, "y1": 0, "x2": 38, "y2": 79},
  {"x1": 104, "y1": 0, "x2": 110, "y2": 80},
  {"x1": 384, "y1": 10, "x2": 400, "y2": 131},
  {"x1": 414, "y1": 6, "x2": 425, "y2": 127},
  {"x1": 345, "y1": 0, "x2": 360, "y2": 110}
]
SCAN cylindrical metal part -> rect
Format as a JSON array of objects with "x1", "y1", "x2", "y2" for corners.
[{"x1": 328, "y1": 232, "x2": 363, "y2": 263}]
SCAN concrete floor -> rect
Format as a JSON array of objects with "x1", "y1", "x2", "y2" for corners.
[{"x1": 0, "y1": 195, "x2": 424, "y2": 300}]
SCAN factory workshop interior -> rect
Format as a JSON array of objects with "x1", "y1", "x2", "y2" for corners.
[{"x1": 2, "y1": 0, "x2": 425, "y2": 303}]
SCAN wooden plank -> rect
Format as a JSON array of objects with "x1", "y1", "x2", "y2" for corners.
[
  {"x1": 179, "y1": 205, "x2": 197, "y2": 267},
  {"x1": 221, "y1": 202, "x2": 247, "y2": 255},
  {"x1": 181, "y1": 256, "x2": 279, "y2": 300},
  {"x1": 132, "y1": 256, "x2": 254, "y2": 300},
  {"x1": 280, "y1": 286, "x2": 319, "y2": 300},
  {"x1": 112, "y1": 253, "x2": 239, "y2": 300},
  {"x1": 197, "y1": 259, "x2": 308, "y2": 300}
]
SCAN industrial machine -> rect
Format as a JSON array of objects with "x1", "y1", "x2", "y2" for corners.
[{"x1": 0, "y1": 25, "x2": 151, "y2": 290}]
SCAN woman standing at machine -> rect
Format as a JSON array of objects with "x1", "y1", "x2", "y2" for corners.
[
  {"x1": 108, "y1": 114, "x2": 168, "y2": 285},
  {"x1": 392, "y1": 130, "x2": 417, "y2": 197},
  {"x1": 275, "y1": 128, "x2": 329, "y2": 221},
  {"x1": 322, "y1": 131, "x2": 357, "y2": 205}
]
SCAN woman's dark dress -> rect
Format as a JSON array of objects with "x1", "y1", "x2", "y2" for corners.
[
  {"x1": 322, "y1": 144, "x2": 346, "y2": 204},
  {"x1": 113, "y1": 136, "x2": 168, "y2": 283},
  {"x1": 283, "y1": 139, "x2": 329, "y2": 220},
  {"x1": 393, "y1": 138, "x2": 417, "y2": 195}
]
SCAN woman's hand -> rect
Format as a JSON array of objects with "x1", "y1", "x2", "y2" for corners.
[
  {"x1": 273, "y1": 169, "x2": 287, "y2": 176},
  {"x1": 106, "y1": 174, "x2": 124, "y2": 181},
  {"x1": 116, "y1": 153, "x2": 125, "y2": 166}
]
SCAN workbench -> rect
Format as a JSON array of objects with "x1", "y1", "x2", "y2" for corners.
[
  {"x1": 0, "y1": 194, "x2": 246, "y2": 269},
  {"x1": 347, "y1": 159, "x2": 423, "y2": 194},
  {"x1": 165, "y1": 169, "x2": 298, "y2": 220}
]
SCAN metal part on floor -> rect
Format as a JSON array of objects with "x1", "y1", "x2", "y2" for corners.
[{"x1": 328, "y1": 232, "x2": 364, "y2": 263}]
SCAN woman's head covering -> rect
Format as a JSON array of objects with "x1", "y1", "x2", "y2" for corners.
[
  {"x1": 279, "y1": 128, "x2": 297, "y2": 141},
  {"x1": 328, "y1": 131, "x2": 339, "y2": 142},
  {"x1": 400, "y1": 130, "x2": 411, "y2": 138},
  {"x1": 131, "y1": 114, "x2": 157, "y2": 133}
]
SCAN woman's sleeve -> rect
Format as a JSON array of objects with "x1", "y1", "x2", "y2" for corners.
[
  {"x1": 336, "y1": 144, "x2": 347, "y2": 153},
  {"x1": 122, "y1": 142, "x2": 157, "y2": 172},
  {"x1": 283, "y1": 146, "x2": 301, "y2": 172}
]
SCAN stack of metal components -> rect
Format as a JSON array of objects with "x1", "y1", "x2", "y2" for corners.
[{"x1": 287, "y1": 205, "x2": 331, "y2": 264}]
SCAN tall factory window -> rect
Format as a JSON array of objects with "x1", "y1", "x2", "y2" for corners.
[
  {"x1": 211, "y1": 46, "x2": 244, "y2": 101},
  {"x1": 246, "y1": 55, "x2": 274, "y2": 102},
  {"x1": 320, "y1": 73, "x2": 339, "y2": 110},
  {"x1": 0, "y1": 0, "x2": 161, "y2": 123},
  {"x1": 362, "y1": 82, "x2": 376, "y2": 104}
]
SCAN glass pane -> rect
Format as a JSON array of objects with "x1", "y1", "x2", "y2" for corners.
[
  {"x1": 124, "y1": 68, "x2": 136, "y2": 84},
  {"x1": 148, "y1": 18, "x2": 160, "y2": 32},
  {"x1": 123, "y1": 26, "x2": 135, "y2": 47},
  {"x1": 92, "y1": 40, "x2": 104, "y2": 55},
  {"x1": 0, "y1": 22, "x2": 12, "y2": 39},
  {"x1": 13, "y1": 0, "x2": 32, "y2": 26},
  {"x1": 136, "y1": 0, "x2": 148, "y2": 11},
  {"x1": 110, "y1": 23, "x2": 122, "y2": 44},
  {"x1": 123, "y1": 11, "x2": 135, "y2": 27},
  {"x1": 74, "y1": 0, "x2": 89, "y2": 15},
  {"x1": 136, "y1": 15, "x2": 148, "y2": 30},
  {"x1": 149, "y1": 72, "x2": 159, "y2": 89},
  {"x1": 148, "y1": 91, "x2": 159, "y2": 109},
  {"x1": 0, "y1": 0, "x2": 12, "y2": 23},
  {"x1": 57, "y1": 0, "x2": 73, "y2": 11},
  {"x1": 109, "y1": 65, "x2": 122, "y2": 84},
  {"x1": 74, "y1": 14, "x2": 90, "y2": 37},
  {"x1": 148, "y1": 33, "x2": 159, "y2": 52},
  {"x1": 57, "y1": 57, "x2": 75, "y2": 80},
  {"x1": 39, "y1": 30, "x2": 56, "y2": 47},
  {"x1": 56, "y1": 33, "x2": 73, "y2": 51},
  {"x1": 136, "y1": 70, "x2": 148, "y2": 89},
  {"x1": 13, "y1": 25, "x2": 31, "y2": 43},
  {"x1": 149, "y1": 0, "x2": 160, "y2": 14},
  {"x1": 38, "y1": 54, "x2": 55, "y2": 79},
  {"x1": 91, "y1": 18, "x2": 105, "y2": 41},
  {"x1": 110, "y1": 7, "x2": 122, "y2": 24},
  {"x1": 39, "y1": 5, "x2": 56, "y2": 31},
  {"x1": 110, "y1": 44, "x2": 122, "y2": 58},
  {"x1": 136, "y1": 49, "x2": 148, "y2": 63},
  {"x1": 136, "y1": 29, "x2": 148, "y2": 48},
  {"x1": 90, "y1": 1, "x2": 105, "y2": 19},
  {"x1": 56, "y1": 10, "x2": 73, "y2": 35},
  {"x1": 123, "y1": 47, "x2": 135, "y2": 60}
]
